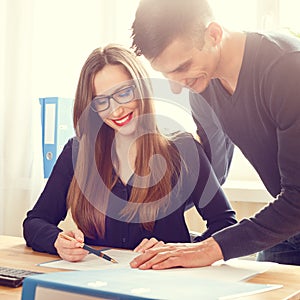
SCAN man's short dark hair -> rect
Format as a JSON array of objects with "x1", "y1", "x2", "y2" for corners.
[{"x1": 131, "y1": 0, "x2": 214, "y2": 59}]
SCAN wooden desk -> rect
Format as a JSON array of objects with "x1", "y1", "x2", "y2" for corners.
[{"x1": 1, "y1": 235, "x2": 299, "y2": 300}]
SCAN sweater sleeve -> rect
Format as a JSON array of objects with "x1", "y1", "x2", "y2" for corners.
[
  {"x1": 23, "y1": 138, "x2": 77, "y2": 254},
  {"x1": 189, "y1": 91, "x2": 234, "y2": 186},
  {"x1": 213, "y1": 53, "x2": 300, "y2": 260}
]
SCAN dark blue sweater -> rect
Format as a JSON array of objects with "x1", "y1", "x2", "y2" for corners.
[{"x1": 23, "y1": 134, "x2": 236, "y2": 255}]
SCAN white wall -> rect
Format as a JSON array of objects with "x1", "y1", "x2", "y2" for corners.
[
  {"x1": 0, "y1": 0, "x2": 6, "y2": 234},
  {"x1": 31, "y1": 0, "x2": 138, "y2": 100}
]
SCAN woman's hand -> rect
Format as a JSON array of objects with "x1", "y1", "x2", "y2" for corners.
[
  {"x1": 54, "y1": 229, "x2": 88, "y2": 262},
  {"x1": 133, "y1": 237, "x2": 165, "y2": 253}
]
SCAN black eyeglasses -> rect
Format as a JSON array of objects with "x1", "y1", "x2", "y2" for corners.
[{"x1": 91, "y1": 85, "x2": 136, "y2": 112}]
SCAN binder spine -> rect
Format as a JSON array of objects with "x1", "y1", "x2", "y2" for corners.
[{"x1": 39, "y1": 97, "x2": 74, "y2": 178}]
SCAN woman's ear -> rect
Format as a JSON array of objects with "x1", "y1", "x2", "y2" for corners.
[{"x1": 204, "y1": 22, "x2": 223, "y2": 48}]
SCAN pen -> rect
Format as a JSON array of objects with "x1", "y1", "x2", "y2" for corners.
[{"x1": 59, "y1": 233, "x2": 118, "y2": 263}]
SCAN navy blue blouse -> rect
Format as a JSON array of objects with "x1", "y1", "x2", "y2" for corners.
[{"x1": 23, "y1": 133, "x2": 236, "y2": 255}]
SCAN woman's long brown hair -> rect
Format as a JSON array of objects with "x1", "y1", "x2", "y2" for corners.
[{"x1": 67, "y1": 44, "x2": 181, "y2": 239}]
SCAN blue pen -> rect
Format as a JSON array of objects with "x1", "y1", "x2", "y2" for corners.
[{"x1": 59, "y1": 233, "x2": 118, "y2": 263}]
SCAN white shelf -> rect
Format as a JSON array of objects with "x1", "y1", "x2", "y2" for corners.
[{"x1": 223, "y1": 180, "x2": 273, "y2": 203}]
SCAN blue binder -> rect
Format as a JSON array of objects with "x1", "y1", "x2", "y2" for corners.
[
  {"x1": 40, "y1": 97, "x2": 74, "y2": 178},
  {"x1": 21, "y1": 268, "x2": 281, "y2": 300}
]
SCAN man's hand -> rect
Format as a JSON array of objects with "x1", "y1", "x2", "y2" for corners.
[
  {"x1": 130, "y1": 237, "x2": 223, "y2": 270},
  {"x1": 54, "y1": 229, "x2": 88, "y2": 262},
  {"x1": 133, "y1": 237, "x2": 165, "y2": 253}
]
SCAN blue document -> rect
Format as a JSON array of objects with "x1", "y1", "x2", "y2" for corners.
[
  {"x1": 21, "y1": 268, "x2": 281, "y2": 300},
  {"x1": 40, "y1": 97, "x2": 74, "y2": 178}
]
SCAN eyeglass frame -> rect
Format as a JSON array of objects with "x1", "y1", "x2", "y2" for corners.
[{"x1": 90, "y1": 85, "x2": 137, "y2": 112}]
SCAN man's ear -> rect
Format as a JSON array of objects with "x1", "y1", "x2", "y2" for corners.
[{"x1": 204, "y1": 22, "x2": 223, "y2": 47}]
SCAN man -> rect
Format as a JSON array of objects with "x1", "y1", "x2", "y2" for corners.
[{"x1": 129, "y1": 0, "x2": 300, "y2": 269}]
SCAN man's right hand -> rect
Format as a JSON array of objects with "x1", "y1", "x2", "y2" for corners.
[{"x1": 130, "y1": 237, "x2": 224, "y2": 270}]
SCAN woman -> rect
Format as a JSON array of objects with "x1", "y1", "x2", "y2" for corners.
[{"x1": 23, "y1": 44, "x2": 236, "y2": 262}]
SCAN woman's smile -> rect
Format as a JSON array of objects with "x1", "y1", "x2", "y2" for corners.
[{"x1": 111, "y1": 112, "x2": 134, "y2": 127}]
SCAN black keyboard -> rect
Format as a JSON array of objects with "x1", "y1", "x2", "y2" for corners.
[{"x1": 0, "y1": 267, "x2": 42, "y2": 288}]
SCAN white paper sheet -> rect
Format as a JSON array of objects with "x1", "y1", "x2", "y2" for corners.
[
  {"x1": 39, "y1": 249, "x2": 276, "y2": 283},
  {"x1": 159, "y1": 259, "x2": 277, "y2": 282},
  {"x1": 39, "y1": 249, "x2": 140, "y2": 271}
]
